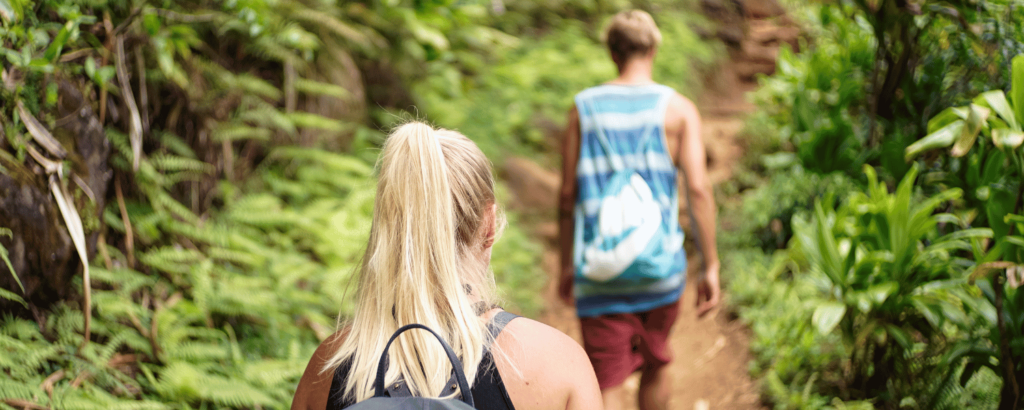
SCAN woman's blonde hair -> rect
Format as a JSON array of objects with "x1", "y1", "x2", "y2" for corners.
[
  {"x1": 603, "y1": 10, "x2": 662, "y2": 67},
  {"x1": 323, "y1": 121, "x2": 505, "y2": 402}
]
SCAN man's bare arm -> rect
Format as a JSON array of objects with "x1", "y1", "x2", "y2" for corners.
[
  {"x1": 557, "y1": 106, "x2": 581, "y2": 304},
  {"x1": 674, "y1": 95, "x2": 720, "y2": 317}
]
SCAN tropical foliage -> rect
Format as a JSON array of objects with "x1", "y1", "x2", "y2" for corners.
[{"x1": 724, "y1": 0, "x2": 1024, "y2": 408}]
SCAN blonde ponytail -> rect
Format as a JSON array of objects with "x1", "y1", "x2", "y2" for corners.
[{"x1": 324, "y1": 122, "x2": 503, "y2": 402}]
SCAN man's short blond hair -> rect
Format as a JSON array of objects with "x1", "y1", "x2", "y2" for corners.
[{"x1": 603, "y1": 10, "x2": 662, "y2": 65}]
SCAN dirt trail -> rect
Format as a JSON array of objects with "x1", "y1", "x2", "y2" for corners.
[{"x1": 502, "y1": 5, "x2": 800, "y2": 409}]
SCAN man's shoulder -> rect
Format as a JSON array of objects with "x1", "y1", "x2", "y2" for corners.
[{"x1": 665, "y1": 92, "x2": 699, "y2": 123}]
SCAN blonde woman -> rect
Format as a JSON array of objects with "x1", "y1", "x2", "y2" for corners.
[{"x1": 291, "y1": 122, "x2": 603, "y2": 410}]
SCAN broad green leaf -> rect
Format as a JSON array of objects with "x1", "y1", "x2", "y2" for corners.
[
  {"x1": 987, "y1": 188, "x2": 1015, "y2": 238},
  {"x1": 912, "y1": 296, "x2": 942, "y2": 327},
  {"x1": 981, "y1": 90, "x2": 1019, "y2": 130},
  {"x1": 43, "y1": 23, "x2": 71, "y2": 62},
  {"x1": 993, "y1": 128, "x2": 1024, "y2": 149},
  {"x1": 951, "y1": 104, "x2": 990, "y2": 157},
  {"x1": 866, "y1": 282, "x2": 898, "y2": 305},
  {"x1": 927, "y1": 107, "x2": 966, "y2": 134},
  {"x1": 906, "y1": 120, "x2": 963, "y2": 160},
  {"x1": 933, "y1": 213, "x2": 962, "y2": 226},
  {"x1": 935, "y1": 228, "x2": 994, "y2": 243},
  {"x1": 812, "y1": 301, "x2": 846, "y2": 335},
  {"x1": 1013, "y1": 55, "x2": 1024, "y2": 126},
  {"x1": 813, "y1": 202, "x2": 845, "y2": 286}
]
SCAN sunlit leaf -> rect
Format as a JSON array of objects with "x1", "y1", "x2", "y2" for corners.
[
  {"x1": 980, "y1": 90, "x2": 1019, "y2": 130},
  {"x1": 935, "y1": 228, "x2": 994, "y2": 243},
  {"x1": 993, "y1": 128, "x2": 1024, "y2": 149},
  {"x1": 812, "y1": 301, "x2": 846, "y2": 335},
  {"x1": 906, "y1": 120, "x2": 963, "y2": 160},
  {"x1": 43, "y1": 23, "x2": 71, "y2": 62},
  {"x1": 951, "y1": 104, "x2": 990, "y2": 157},
  {"x1": 866, "y1": 282, "x2": 898, "y2": 305},
  {"x1": 927, "y1": 106, "x2": 967, "y2": 133}
]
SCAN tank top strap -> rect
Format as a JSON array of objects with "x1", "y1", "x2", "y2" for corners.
[{"x1": 485, "y1": 311, "x2": 519, "y2": 349}]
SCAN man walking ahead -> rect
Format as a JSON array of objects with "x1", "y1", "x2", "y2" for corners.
[{"x1": 558, "y1": 10, "x2": 721, "y2": 410}]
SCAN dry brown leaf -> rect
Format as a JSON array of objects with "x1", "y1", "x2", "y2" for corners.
[
  {"x1": 17, "y1": 101, "x2": 68, "y2": 159},
  {"x1": 115, "y1": 36, "x2": 143, "y2": 171}
]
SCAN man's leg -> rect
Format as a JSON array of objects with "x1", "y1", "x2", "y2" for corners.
[
  {"x1": 602, "y1": 383, "x2": 630, "y2": 410},
  {"x1": 635, "y1": 299, "x2": 681, "y2": 410},
  {"x1": 581, "y1": 314, "x2": 643, "y2": 410},
  {"x1": 638, "y1": 364, "x2": 672, "y2": 410}
]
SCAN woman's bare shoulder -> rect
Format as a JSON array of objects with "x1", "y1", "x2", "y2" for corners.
[{"x1": 493, "y1": 315, "x2": 602, "y2": 410}]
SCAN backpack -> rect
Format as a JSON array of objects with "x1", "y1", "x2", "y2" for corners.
[
  {"x1": 346, "y1": 324, "x2": 476, "y2": 410},
  {"x1": 575, "y1": 109, "x2": 683, "y2": 284}
]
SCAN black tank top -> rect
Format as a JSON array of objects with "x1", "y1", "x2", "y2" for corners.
[{"x1": 326, "y1": 311, "x2": 519, "y2": 410}]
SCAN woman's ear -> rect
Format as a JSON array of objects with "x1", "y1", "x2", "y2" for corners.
[{"x1": 482, "y1": 203, "x2": 497, "y2": 249}]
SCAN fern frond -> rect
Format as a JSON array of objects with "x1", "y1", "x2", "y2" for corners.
[
  {"x1": 271, "y1": 147, "x2": 373, "y2": 176},
  {"x1": 0, "y1": 288, "x2": 26, "y2": 307},
  {"x1": 248, "y1": 36, "x2": 306, "y2": 70},
  {"x1": 146, "y1": 189, "x2": 200, "y2": 224},
  {"x1": 137, "y1": 247, "x2": 205, "y2": 276},
  {"x1": 190, "y1": 260, "x2": 212, "y2": 318},
  {"x1": 293, "y1": 78, "x2": 352, "y2": 99},
  {"x1": 47, "y1": 307, "x2": 84, "y2": 346},
  {"x1": 105, "y1": 129, "x2": 133, "y2": 162},
  {"x1": 91, "y1": 267, "x2": 156, "y2": 294},
  {"x1": 164, "y1": 342, "x2": 228, "y2": 362},
  {"x1": 207, "y1": 247, "x2": 263, "y2": 267},
  {"x1": 241, "y1": 359, "x2": 304, "y2": 388},
  {"x1": 233, "y1": 73, "x2": 283, "y2": 101},
  {"x1": 150, "y1": 154, "x2": 214, "y2": 175},
  {"x1": 162, "y1": 222, "x2": 229, "y2": 247},
  {"x1": 284, "y1": 112, "x2": 347, "y2": 132},
  {"x1": 154, "y1": 131, "x2": 197, "y2": 159},
  {"x1": 237, "y1": 106, "x2": 296, "y2": 137},
  {"x1": 289, "y1": 7, "x2": 384, "y2": 49},
  {"x1": 1, "y1": 318, "x2": 42, "y2": 341},
  {"x1": 0, "y1": 379, "x2": 43, "y2": 401},
  {"x1": 212, "y1": 123, "x2": 273, "y2": 142}
]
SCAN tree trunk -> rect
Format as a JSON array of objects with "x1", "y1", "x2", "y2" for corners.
[{"x1": 0, "y1": 81, "x2": 111, "y2": 315}]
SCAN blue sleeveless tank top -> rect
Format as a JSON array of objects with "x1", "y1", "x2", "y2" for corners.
[{"x1": 572, "y1": 84, "x2": 687, "y2": 317}]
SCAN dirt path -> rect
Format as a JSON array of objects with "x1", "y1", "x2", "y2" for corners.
[{"x1": 518, "y1": 9, "x2": 802, "y2": 410}]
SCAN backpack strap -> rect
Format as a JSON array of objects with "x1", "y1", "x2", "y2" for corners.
[
  {"x1": 374, "y1": 324, "x2": 475, "y2": 408},
  {"x1": 380, "y1": 312, "x2": 519, "y2": 401}
]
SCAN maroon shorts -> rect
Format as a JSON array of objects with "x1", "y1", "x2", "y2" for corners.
[{"x1": 580, "y1": 300, "x2": 680, "y2": 389}]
